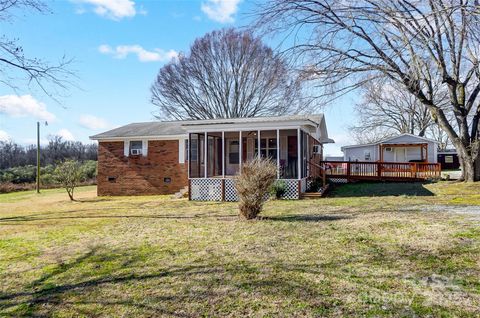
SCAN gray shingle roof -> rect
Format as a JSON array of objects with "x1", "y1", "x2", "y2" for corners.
[
  {"x1": 90, "y1": 122, "x2": 186, "y2": 139},
  {"x1": 90, "y1": 114, "x2": 325, "y2": 140}
]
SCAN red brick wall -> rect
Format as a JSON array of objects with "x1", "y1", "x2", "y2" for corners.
[{"x1": 97, "y1": 140, "x2": 188, "y2": 196}]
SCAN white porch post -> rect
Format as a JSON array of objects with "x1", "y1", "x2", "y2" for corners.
[
  {"x1": 297, "y1": 128, "x2": 301, "y2": 180},
  {"x1": 222, "y1": 131, "x2": 225, "y2": 178},
  {"x1": 204, "y1": 131, "x2": 207, "y2": 178},
  {"x1": 276, "y1": 129, "x2": 280, "y2": 179},
  {"x1": 239, "y1": 130, "x2": 242, "y2": 171},
  {"x1": 257, "y1": 129, "x2": 261, "y2": 158}
]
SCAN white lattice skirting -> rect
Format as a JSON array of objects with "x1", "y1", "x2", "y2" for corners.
[
  {"x1": 224, "y1": 179, "x2": 238, "y2": 202},
  {"x1": 190, "y1": 178, "x2": 301, "y2": 201},
  {"x1": 328, "y1": 177, "x2": 348, "y2": 184},
  {"x1": 278, "y1": 179, "x2": 300, "y2": 200},
  {"x1": 190, "y1": 178, "x2": 222, "y2": 201}
]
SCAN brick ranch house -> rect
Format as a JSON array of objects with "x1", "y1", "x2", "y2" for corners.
[{"x1": 90, "y1": 114, "x2": 334, "y2": 200}]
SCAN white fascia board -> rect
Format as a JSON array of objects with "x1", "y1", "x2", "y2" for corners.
[
  {"x1": 184, "y1": 121, "x2": 316, "y2": 133},
  {"x1": 341, "y1": 143, "x2": 376, "y2": 150}
]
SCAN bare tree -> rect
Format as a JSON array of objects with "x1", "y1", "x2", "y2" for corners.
[
  {"x1": 255, "y1": 0, "x2": 480, "y2": 181},
  {"x1": 0, "y1": 0, "x2": 74, "y2": 100},
  {"x1": 351, "y1": 76, "x2": 451, "y2": 147},
  {"x1": 151, "y1": 28, "x2": 305, "y2": 120}
]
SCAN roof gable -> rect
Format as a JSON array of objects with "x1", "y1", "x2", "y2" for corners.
[{"x1": 382, "y1": 133, "x2": 439, "y2": 144}]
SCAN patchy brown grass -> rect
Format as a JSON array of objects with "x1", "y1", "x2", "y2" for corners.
[{"x1": 0, "y1": 182, "x2": 479, "y2": 317}]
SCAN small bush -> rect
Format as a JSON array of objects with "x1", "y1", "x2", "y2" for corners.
[
  {"x1": 307, "y1": 176, "x2": 323, "y2": 192},
  {"x1": 270, "y1": 180, "x2": 287, "y2": 199},
  {"x1": 0, "y1": 182, "x2": 34, "y2": 193},
  {"x1": 54, "y1": 160, "x2": 83, "y2": 201},
  {"x1": 235, "y1": 157, "x2": 277, "y2": 219}
]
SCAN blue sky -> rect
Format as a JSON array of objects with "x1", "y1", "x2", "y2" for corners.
[{"x1": 0, "y1": 0, "x2": 356, "y2": 156}]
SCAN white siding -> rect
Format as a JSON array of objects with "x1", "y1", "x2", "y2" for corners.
[
  {"x1": 342, "y1": 134, "x2": 438, "y2": 163},
  {"x1": 343, "y1": 145, "x2": 377, "y2": 161}
]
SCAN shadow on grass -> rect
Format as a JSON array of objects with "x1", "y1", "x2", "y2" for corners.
[
  {"x1": 0, "y1": 239, "x2": 473, "y2": 317},
  {"x1": 0, "y1": 246, "x2": 336, "y2": 317},
  {"x1": 0, "y1": 212, "x2": 238, "y2": 224},
  {"x1": 330, "y1": 182, "x2": 435, "y2": 197},
  {"x1": 262, "y1": 214, "x2": 353, "y2": 222}
]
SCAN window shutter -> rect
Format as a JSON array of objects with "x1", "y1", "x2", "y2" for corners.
[
  {"x1": 124, "y1": 141, "x2": 129, "y2": 156},
  {"x1": 178, "y1": 139, "x2": 185, "y2": 163},
  {"x1": 142, "y1": 140, "x2": 148, "y2": 156}
]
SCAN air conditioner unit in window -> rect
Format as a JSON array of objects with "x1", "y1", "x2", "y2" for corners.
[
  {"x1": 312, "y1": 145, "x2": 321, "y2": 154},
  {"x1": 385, "y1": 147, "x2": 393, "y2": 152},
  {"x1": 131, "y1": 148, "x2": 142, "y2": 155}
]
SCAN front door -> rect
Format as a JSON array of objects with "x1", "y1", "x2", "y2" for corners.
[{"x1": 395, "y1": 148, "x2": 406, "y2": 162}]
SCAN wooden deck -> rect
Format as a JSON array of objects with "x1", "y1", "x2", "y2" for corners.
[{"x1": 320, "y1": 161, "x2": 441, "y2": 182}]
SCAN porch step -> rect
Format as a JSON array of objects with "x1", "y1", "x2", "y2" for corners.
[
  {"x1": 300, "y1": 192, "x2": 323, "y2": 199},
  {"x1": 301, "y1": 184, "x2": 330, "y2": 199}
]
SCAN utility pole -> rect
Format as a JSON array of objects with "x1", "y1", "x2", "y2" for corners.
[{"x1": 36, "y1": 121, "x2": 40, "y2": 193}]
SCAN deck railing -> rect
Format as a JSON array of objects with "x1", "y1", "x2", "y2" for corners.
[{"x1": 320, "y1": 161, "x2": 441, "y2": 181}]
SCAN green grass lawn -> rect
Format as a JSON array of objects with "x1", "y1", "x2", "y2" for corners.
[{"x1": 1, "y1": 182, "x2": 479, "y2": 317}]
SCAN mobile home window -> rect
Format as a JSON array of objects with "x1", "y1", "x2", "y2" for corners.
[{"x1": 364, "y1": 151, "x2": 371, "y2": 160}]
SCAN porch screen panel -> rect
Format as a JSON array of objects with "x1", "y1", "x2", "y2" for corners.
[
  {"x1": 189, "y1": 133, "x2": 205, "y2": 178},
  {"x1": 279, "y1": 129, "x2": 298, "y2": 179},
  {"x1": 242, "y1": 130, "x2": 258, "y2": 163},
  {"x1": 258, "y1": 130, "x2": 277, "y2": 161},
  {"x1": 207, "y1": 132, "x2": 223, "y2": 177},
  {"x1": 301, "y1": 131, "x2": 308, "y2": 178},
  {"x1": 224, "y1": 131, "x2": 240, "y2": 176}
]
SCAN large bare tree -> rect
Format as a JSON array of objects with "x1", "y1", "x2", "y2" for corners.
[
  {"x1": 255, "y1": 0, "x2": 480, "y2": 181},
  {"x1": 351, "y1": 76, "x2": 451, "y2": 148},
  {"x1": 1, "y1": 0, "x2": 74, "y2": 100},
  {"x1": 151, "y1": 28, "x2": 304, "y2": 120}
]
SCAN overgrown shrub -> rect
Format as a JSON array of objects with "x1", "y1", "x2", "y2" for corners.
[
  {"x1": 0, "y1": 160, "x2": 97, "y2": 189},
  {"x1": 80, "y1": 160, "x2": 97, "y2": 180},
  {"x1": 235, "y1": 157, "x2": 277, "y2": 219},
  {"x1": 270, "y1": 180, "x2": 287, "y2": 199}
]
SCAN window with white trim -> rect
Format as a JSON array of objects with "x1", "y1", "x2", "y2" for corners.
[
  {"x1": 130, "y1": 140, "x2": 143, "y2": 155},
  {"x1": 364, "y1": 150, "x2": 371, "y2": 161}
]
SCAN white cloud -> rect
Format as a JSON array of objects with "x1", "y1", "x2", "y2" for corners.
[
  {"x1": 98, "y1": 44, "x2": 178, "y2": 62},
  {"x1": 201, "y1": 0, "x2": 241, "y2": 23},
  {"x1": 0, "y1": 95, "x2": 56, "y2": 122},
  {"x1": 56, "y1": 129, "x2": 75, "y2": 141},
  {"x1": 73, "y1": 0, "x2": 140, "y2": 20},
  {"x1": 0, "y1": 130, "x2": 10, "y2": 142},
  {"x1": 79, "y1": 114, "x2": 110, "y2": 130}
]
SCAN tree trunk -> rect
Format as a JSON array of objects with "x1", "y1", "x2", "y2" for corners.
[
  {"x1": 67, "y1": 187, "x2": 74, "y2": 201},
  {"x1": 456, "y1": 148, "x2": 480, "y2": 182},
  {"x1": 428, "y1": 107, "x2": 480, "y2": 182}
]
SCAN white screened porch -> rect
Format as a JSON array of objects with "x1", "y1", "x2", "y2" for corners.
[{"x1": 187, "y1": 127, "x2": 323, "y2": 201}]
